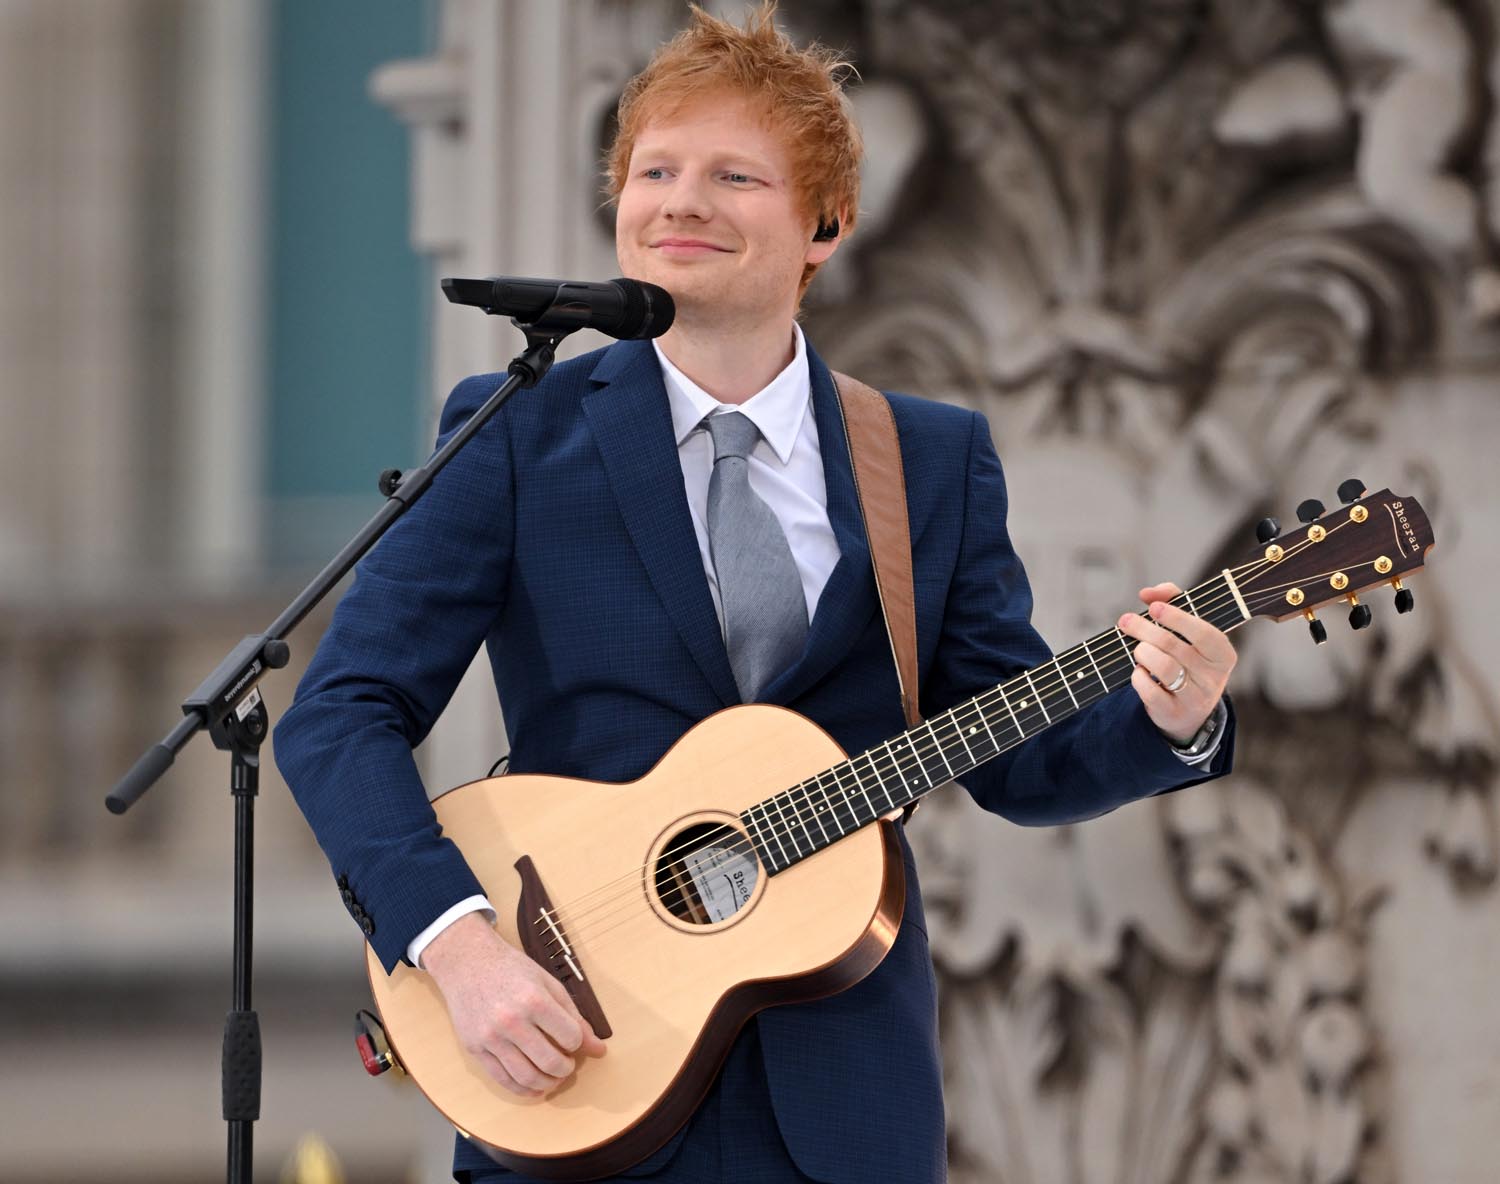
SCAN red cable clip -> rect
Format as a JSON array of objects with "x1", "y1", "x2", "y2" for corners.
[{"x1": 354, "y1": 1009, "x2": 401, "y2": 1076}]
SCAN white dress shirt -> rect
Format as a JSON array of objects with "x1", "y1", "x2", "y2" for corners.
[{"x1": 656, "y1": 322, "x2": 840, "y2": 631}]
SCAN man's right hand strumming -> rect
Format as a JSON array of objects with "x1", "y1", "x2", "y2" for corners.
[{"x1": 420, "y1": 911, "x2": 608, "y2": 1098}]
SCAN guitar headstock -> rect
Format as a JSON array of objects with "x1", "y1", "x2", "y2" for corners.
[{"x1": 1230, "y1": 480, "x2": 1435, "y2": 642}]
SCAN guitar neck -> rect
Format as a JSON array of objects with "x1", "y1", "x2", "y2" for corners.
[{"x1": 742, "y1": 571, "x2": 1251, "y2": 875}]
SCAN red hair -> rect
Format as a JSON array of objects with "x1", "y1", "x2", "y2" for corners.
[{"x1": 605, "y1": 1, "x2": 862, "y2": 295}]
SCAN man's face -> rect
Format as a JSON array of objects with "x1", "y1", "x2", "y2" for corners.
[{"x1": 615, "y1": 91, "x2": 838, "y2": 328}]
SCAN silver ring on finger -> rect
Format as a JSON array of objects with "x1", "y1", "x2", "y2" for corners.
[{"x1": 1166, "y1": 666, "x2": 1187, "y2": 694}]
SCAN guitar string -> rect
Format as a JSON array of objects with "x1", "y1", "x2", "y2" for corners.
[
  {"x1": 527, "y1": 527, "x2": 1382, "y2": 958},
  {"x1": 527, "y1": 574, "x2": 1352, "y2": 968},
  {"x1": 526, "y1": 615, "x2": 1188, "y2": 950},
  {"x1": 527, "y1": 532, "x2": 1376, "y2": 958},
  {"x1": 524, "y1": 640, "x2": 1188, "y2": 962},
  {"x1": 529, "y1": 536, "x2": 1378, "y2": 963},
  {"x1": 530, "y1": 524, "x2": 1331, "y2": 934}
]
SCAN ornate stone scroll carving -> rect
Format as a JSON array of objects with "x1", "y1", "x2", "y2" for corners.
[
  {"x1": 790, "y1": 1, "x2": 1500, "y2": 1179},
  {"x1": 1166, "y1": 781, "x2": 1384, "y2": 1184}
]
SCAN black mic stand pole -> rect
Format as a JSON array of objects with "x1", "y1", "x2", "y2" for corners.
[{"x1": 104, "y1": 316, "x2": 579, "y2": 1184}]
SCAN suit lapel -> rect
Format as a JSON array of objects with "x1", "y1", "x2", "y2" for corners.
[
  {"x1": 581, "y1": 341, "x2": 740, "y2": 708},
  {"x1": 760, "y1": 345, "x2": 879, "y2": 705}
]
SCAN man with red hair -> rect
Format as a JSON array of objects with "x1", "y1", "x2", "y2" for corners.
[{"x1": 276, "y1": 5, "x2": 1236, "y2": 1181}]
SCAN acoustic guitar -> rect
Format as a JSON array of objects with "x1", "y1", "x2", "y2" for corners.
[{"x1": 360, "y1": 483, "x2": 1434, "y2": 1180}]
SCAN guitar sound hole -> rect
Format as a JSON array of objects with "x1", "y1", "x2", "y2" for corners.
[{"x1": 654, "y1": 821, "x2": 760, "y2": 926}]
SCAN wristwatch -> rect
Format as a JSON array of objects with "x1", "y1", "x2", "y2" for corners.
[{"x1": 1170, "y1": 700, "x2": 1224, "y2": 759}]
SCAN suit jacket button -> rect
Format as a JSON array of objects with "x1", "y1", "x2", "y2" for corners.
[{"x1": 361, "y1": 916, "x2": 375, "y2": 936}]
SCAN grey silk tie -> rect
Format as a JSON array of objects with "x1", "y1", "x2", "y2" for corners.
[{"x1": 705, "y1": 412, "x2": 809, "y2": 700}]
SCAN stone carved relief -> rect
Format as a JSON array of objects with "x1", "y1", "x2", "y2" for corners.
[
  {"x1": 909, "y1": 769, "x2": 1388, "y2": 1182},
  {"x1": 1166, "y1": 782, "x2": 1385, "y2": 1184},
  {"x1": 787, "y1": 1, "x2": 1500, "y2": 1180}
]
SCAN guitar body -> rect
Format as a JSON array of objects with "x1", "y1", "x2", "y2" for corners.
[{"x1": 366, "y1": 703, "x2": 905, "y2": 1180}]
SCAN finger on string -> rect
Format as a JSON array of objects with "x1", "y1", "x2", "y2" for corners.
[
  {"x1": 1123, "y1": 627, "x2": 1171, "y2": 671},
  {"x1": 1145, "y1": 600, "x2": 1233, "y2": 663},
  {"x1": 1135, "y1": 646, "x2": 1182, "y2": 693},
  {"x1": 1119, "y1": 612, "x2": 1192, "y2": 671},
  {"x1": 1138, "y1": 616, "x2": 1199, "y2": 670}
]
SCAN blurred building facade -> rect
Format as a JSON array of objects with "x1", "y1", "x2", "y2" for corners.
[
  {"x1": 3, "y1": 1, "x2": 1499, "y2": 1182},
  {"x1": 0, "y1": 0, "x2": 448, "y2": 1180}
]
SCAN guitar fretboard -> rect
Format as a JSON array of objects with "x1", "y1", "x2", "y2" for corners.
[{"x1": 740, "y1": 573, "x2": 1248, "y2": 875}]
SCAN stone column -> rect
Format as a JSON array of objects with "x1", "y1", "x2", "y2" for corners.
[
  {"x1": 371, "y1": 0, "x2": 677, "y2": 796},
  {"x1": 176, "y1": 0, "x2": 268, "y2": 584}
]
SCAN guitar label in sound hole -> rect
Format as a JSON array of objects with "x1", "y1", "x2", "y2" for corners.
[{"x1": 655, "y1": 821, "x2": 759, "y2": 925}]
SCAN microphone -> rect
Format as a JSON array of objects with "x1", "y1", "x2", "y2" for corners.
[{"x1": 441, "y1": 275, "x2": 675, "y2": 340}]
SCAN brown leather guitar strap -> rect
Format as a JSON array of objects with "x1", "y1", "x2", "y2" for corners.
[{"x1": 831, "y1": 372, "x2": 923, "y2": 797}]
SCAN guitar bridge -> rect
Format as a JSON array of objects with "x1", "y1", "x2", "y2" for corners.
[{"x1": 514, "y1": 854, "x2": 612, "y2": 1039}]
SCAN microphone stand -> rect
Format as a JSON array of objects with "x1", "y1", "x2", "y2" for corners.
[{"x1": 104, "y1": 315, "x2": 579, "y2": 1184}]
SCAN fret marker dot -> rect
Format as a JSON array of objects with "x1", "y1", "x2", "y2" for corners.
[
  {"x1": 1075, "y1": 671, "x2": 1085, "y2": 680},
  {"x1": 969, "y1": 727, "x2": 977, "y2": 735},
  {"x1": 1020, "y1": 700, "x2": 1029, "y2": 708}
]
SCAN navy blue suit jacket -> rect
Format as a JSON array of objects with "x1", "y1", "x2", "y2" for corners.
[{"x1": 274, "y1": 337, "x2": 1233, "y2": 1182}]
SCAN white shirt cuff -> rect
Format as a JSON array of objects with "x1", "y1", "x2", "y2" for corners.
[{"x1": 407, "y1": 895, "x2": 496, "y2": 968}]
